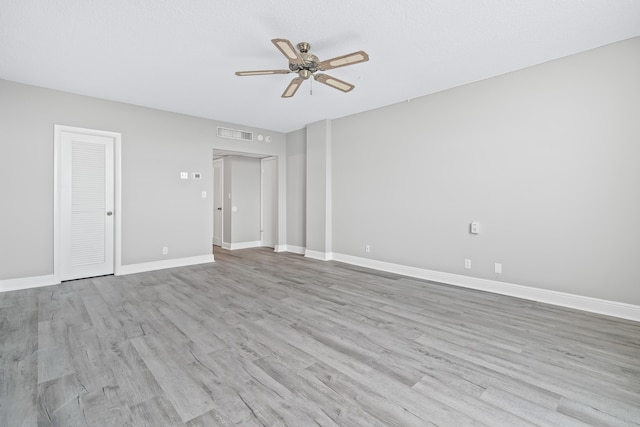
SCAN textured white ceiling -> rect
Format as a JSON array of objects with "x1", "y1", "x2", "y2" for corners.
[{"x1": 1, "y1": 0, "x2": 639, "y2": 133}]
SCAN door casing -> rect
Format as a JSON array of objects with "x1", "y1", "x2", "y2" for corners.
[
  {"x1": 261, "y1": 157, "x2": 277, "y2": 248},
  {"x1": 54, "y1": 125, "x2": 122, "y2": 282},
  {"x1": 212, "y1": 158, "x2": 224, "y2": 247}
]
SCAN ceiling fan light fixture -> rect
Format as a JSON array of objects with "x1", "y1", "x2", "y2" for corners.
[{"x1": 299, "y1": 69, "x2": 311, "y2": 79}]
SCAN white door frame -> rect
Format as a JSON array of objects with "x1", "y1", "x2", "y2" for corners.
[
  {"x1": 212, "y1": 158, "x2": 224, "y2": 247},
  {"x1": 260, "y1": 157, "x2": 277, "y2": 248},
  {"x1": 54, "y1": 125, "x2": 122, "y2": 282}
]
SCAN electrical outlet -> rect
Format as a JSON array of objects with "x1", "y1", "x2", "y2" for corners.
[
  {"x1": 495, "y1": 263, "x2": 502, "y2": 274},
  {"x1": 465, "y1": 259, "x2": 471, "y2": 269},
  {"x1": 365, "y1": 244, "x2": 371, "y2": 253},
  {"x1": 162, "y1": 247, "x2": 168, "y2": 255}
]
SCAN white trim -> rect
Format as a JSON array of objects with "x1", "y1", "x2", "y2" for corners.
[
  {"x1": 225, "y1": 241, "x2": 262, "y2": 250},
  {"x1": 54, "y1": 125, "x2": 122, "y2": 282},
  {"x1": 331, "y1": 252, "x2": 640, "y2": 322},
  {"x1": 117, "y1": 254, "x2": 214, "y2": 276},
  {"x1": 260, "y1": 157, "x2": 278, "y2": 249},
  {"x1": 0, "y1": 275, "x2": 59, "y2": 293},
  {"x1": 5, "y1": 250, "x2": 637, "y2": 321},
  {"x1": 305, "y1": 250, "x2": 333, "y2": 261},
  {"x1": 114, "y1": 135, "x2": 122, "y2": 276},
  {"x1": 54, "y1": 129, "x2": 60, "y2": 282},
  {"x1": 282, "y1": 245, "x2": 305, "y2": 255},
  {"x1": 212, "y1": 158, "x2": 224, "y2": 247},
  {"x1": 325, "y1": 121, "x2": 332, "y2": 254}
]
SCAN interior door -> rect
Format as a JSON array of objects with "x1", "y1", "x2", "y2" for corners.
[
  {"x1": 60, "y1": 129, "x2": 115, "y2": 280},
  {"x1": 213, "y1": 158, "x2": 223, "y2": 246},
  {"x1": 261, "y1": 157, "x2": 277, "y2": 248}
]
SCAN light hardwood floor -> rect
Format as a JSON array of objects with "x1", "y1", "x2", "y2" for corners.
[{"x1": 1, "y1": 247, "x2": 639, "y2": 426}]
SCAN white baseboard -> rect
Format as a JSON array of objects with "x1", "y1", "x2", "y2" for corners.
[
  {"x1": 331, "y1": 253, "x2": 640, "y2": 323},
  {"x1": 283, "y1": 245, "x2": 306, "y2": 255},
  {"x1": 222, "y1": 241, "x2": 262, "y2": 250},
  {"x1": 0, "y1": 274, "x2": 59, "y2": 293},
  {"x1": 117, "y1": 254, "x2": 214, "y2": 276},
  {"x1": 1, "y1": 254, "x2": 215, "y2": 292},
  {"x1": 4, "y1": 252, "x2": 638, "y2": 322},
  {"x1": 305, "y1": 250, "x2": 333, "y2": 261}
]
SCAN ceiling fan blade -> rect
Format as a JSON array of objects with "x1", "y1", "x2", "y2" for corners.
[
  {"x1": 314, "y1": 74, "x2": 355, "y2": 93},
  {"x1": 235, "y1": 69, "x2": 291, "y2": 76},
  {"x1": 272, "y1": 38, "x2": 305, "y2": 65},
  {"x1": 281, "y1": 77, "x2": 304, "y2": 98},
  {"x1": 318, "y1": 51, "x2": 369, "y2": 71}
]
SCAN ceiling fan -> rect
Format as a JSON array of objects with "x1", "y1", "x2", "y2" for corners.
[{"x1": 235, "y1": 38, "x2": 369, "y2": 98}]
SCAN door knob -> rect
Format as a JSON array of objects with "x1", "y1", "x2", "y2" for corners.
[{"x1": 107, "y1": 211, "x2": 113, "y2": 216}]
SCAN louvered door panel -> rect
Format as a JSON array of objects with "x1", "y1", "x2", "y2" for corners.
[
  {"x1": 61, "y1": 131, "x2": 114, "y2": 280},
  {"x1": 71, "y1": 142, "x2": 106, "y2": 266}
]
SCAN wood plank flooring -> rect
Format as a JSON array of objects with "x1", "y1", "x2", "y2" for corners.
[{"x1": 1, "y1": 247, "x2": 639, "y2": 426}]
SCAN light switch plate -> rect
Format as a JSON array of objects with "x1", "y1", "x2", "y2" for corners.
[{"x1": 470, "y1": 221, "x2": 480, "y2": 234}]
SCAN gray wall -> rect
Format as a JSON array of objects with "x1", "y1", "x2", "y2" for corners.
[
  {"x1": 3, "y1": 36, "x2": 639, "y2": 306},
  {"x1": 0, "y1": 79, "x2": 286, "y2": 279},
  {"x1": 330, "y1": 37, "x2": 640, "y2": 305},
  {"x1": 286, "y1": 129, "x2": 306, "y2": 249},
  {"x1": 305, "y1": 120, "x2": 332, "y2": 254}
]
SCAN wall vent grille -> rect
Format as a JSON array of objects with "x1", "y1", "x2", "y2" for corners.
[{"x1": 217, "y1": 127, "x2": 253, "y2": 142}]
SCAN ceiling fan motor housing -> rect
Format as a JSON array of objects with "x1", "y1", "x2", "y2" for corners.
[{"x1": 289, "y1": 44, "x2": 319, "y2": 78}]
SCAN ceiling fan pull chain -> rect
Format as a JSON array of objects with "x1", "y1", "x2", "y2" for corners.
[{"x1": 310, "y1": 77, "x2": 313, "y2": 95}]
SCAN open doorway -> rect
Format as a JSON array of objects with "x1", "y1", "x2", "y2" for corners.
[{"x1": 212, "y1": 150, "x2": 278, "y2": 253}]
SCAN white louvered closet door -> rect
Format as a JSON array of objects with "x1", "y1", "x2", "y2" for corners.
[{"x1": 61, "y1": 131, "x2": 114, "y2": 281}]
